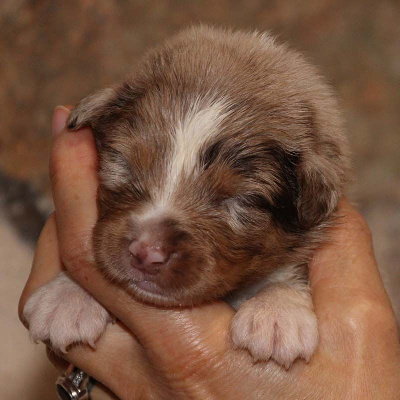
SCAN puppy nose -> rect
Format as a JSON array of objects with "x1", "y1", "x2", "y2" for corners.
[{"x1": 129, "y1": 239, "x2": 169, "y2": 274}]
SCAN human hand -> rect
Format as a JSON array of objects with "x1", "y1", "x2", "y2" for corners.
[{"x1": 19, "y1": 107, "x2": 400, "y2": 399}]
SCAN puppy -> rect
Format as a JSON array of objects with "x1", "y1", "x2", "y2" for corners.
[{"x1": 24, "y1": 26, "x2": 350, "y2": 368}]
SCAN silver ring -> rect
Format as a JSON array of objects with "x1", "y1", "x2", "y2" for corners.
[{"x1": 56, "y1": 364, "x2": 94, "y2": 400}]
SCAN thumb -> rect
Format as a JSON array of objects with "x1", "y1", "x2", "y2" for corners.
[{"x1": 309, "y1": 198, "x2": 395, "y2": 320}]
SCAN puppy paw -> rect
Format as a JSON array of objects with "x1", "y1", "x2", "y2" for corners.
[
  {"x1": 23, "y1": 272, "x2": 112, "y2": 353},
  {"x1": 231, "y1": 286, "x2": 318, "y2": 368}
]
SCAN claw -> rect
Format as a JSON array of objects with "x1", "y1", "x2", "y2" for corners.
[{"x1": 88, "y1": 340, "x2": 96, "y2": 349}]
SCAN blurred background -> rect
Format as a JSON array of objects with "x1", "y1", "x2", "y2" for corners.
[{"x1": 1, "y1": 1, "x2": 399, "y2": 398}]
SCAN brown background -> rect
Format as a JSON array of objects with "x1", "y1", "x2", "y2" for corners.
[{"x1": 1, "y1": 1, "x2": 399, "y2": 399}]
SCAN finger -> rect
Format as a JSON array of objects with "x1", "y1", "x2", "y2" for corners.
[
  {"x1": 18, "y1": 214, "x2": 64, "y2": 324},
  {"x1": 46, "y1": 324, "x2": 155, "y2": 399},
  {"x1": 19, "y1": 106, "x2": 79, "y2": 321},
  {"x1": 46, "y1": 346, "x2": 69, "y2": 373},
  {"x1": 50, "y1": 130, "x2": 99, "y2": 275},
  {"x1": 309, "y1": 199, "x2": 394, "y2": 311},
  {"x1": 59, "y1": 322, "x2": 155, "y2": 399},
  {"x1": 90, "y1": 383, "x2": 120, "y2": 400},
  {"x1": 308, "y1": 199, "x2": 400, "y2": 380},
  {"x1": 47, "y1": 349, "x2": 119, "y2": 400}
]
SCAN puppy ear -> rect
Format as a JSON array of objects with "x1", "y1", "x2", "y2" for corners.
[
  {"x1": 293, "y1": 101, "x2": 348, "y2": 230},
  {"x1": 67, "y1": 87, "x2": 118, "y2": 131},
  {"x1": 296, "y1": 164, "x2": 340, "y2": 229}
]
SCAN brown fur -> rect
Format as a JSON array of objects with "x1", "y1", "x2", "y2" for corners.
[{"x1": 68, "y1": 26, "x2": 350, "y2": 307}]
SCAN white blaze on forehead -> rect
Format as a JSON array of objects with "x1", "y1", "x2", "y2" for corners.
[{"x1": 156, "y1": 97, "x2": 230, "y2": 205}]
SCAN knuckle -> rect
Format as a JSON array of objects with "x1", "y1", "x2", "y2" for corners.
[
  {"x1": 354, "y1": 217, "x2": 373, "y2": 241},
  {"x1": 59, "y1": 230, "x2": 94, "y2": 274},
  {"x1": 346, "y1": 210, "x2": 373, "y2": 243},
  {"x1": 339, "y1": 298, "x2": 395, "y2": 338}
]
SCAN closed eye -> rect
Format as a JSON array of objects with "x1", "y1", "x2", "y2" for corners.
[
  {"x1": 219, "y1": 192, "x2": 272, "y2": 212},
  {"x1": 234, "y1": 193, "x2": 272, "y2": 212},
  {"x1": 237, "y1": 192, "x2": 300, "y2": 231}
]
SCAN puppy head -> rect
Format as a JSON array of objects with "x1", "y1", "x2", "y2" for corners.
[{"x1": 67, "y1": 27, "x2": 350, "y2": 306}]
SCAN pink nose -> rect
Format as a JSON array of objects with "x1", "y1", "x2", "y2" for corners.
[{"x1": 129, "y1": 240, "x2": 169, "y2": 274}]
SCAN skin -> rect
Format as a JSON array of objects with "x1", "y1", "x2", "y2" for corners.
[{"x1": 19, "y1": 107, "x2": 400, "y2": 399}]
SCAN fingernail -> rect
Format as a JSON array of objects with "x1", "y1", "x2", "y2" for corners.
[{"x1": 52, "y1": 106, "x2": 70, "y2": 136}]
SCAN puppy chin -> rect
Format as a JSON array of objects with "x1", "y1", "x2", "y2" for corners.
[
  {"x1": 105, "y1": 258, "x2": 212, "y2": 307},
  {"x1": 123, "y1": 267, "x2": 226, "y2": 307},
  {"x1": 104, "y1": 265, "x2": 189, "y2": 307},
  {"x1": 127, "y1": 281, "x2": 188, "y2": 307}
]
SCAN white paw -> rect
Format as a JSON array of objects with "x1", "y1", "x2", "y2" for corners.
[
  {"x1": 23, "y1": 272, "x2": 112, "y2": 353},
  {"x1": 231, "y1": 286, "x2": 318, "y2": 368}
]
